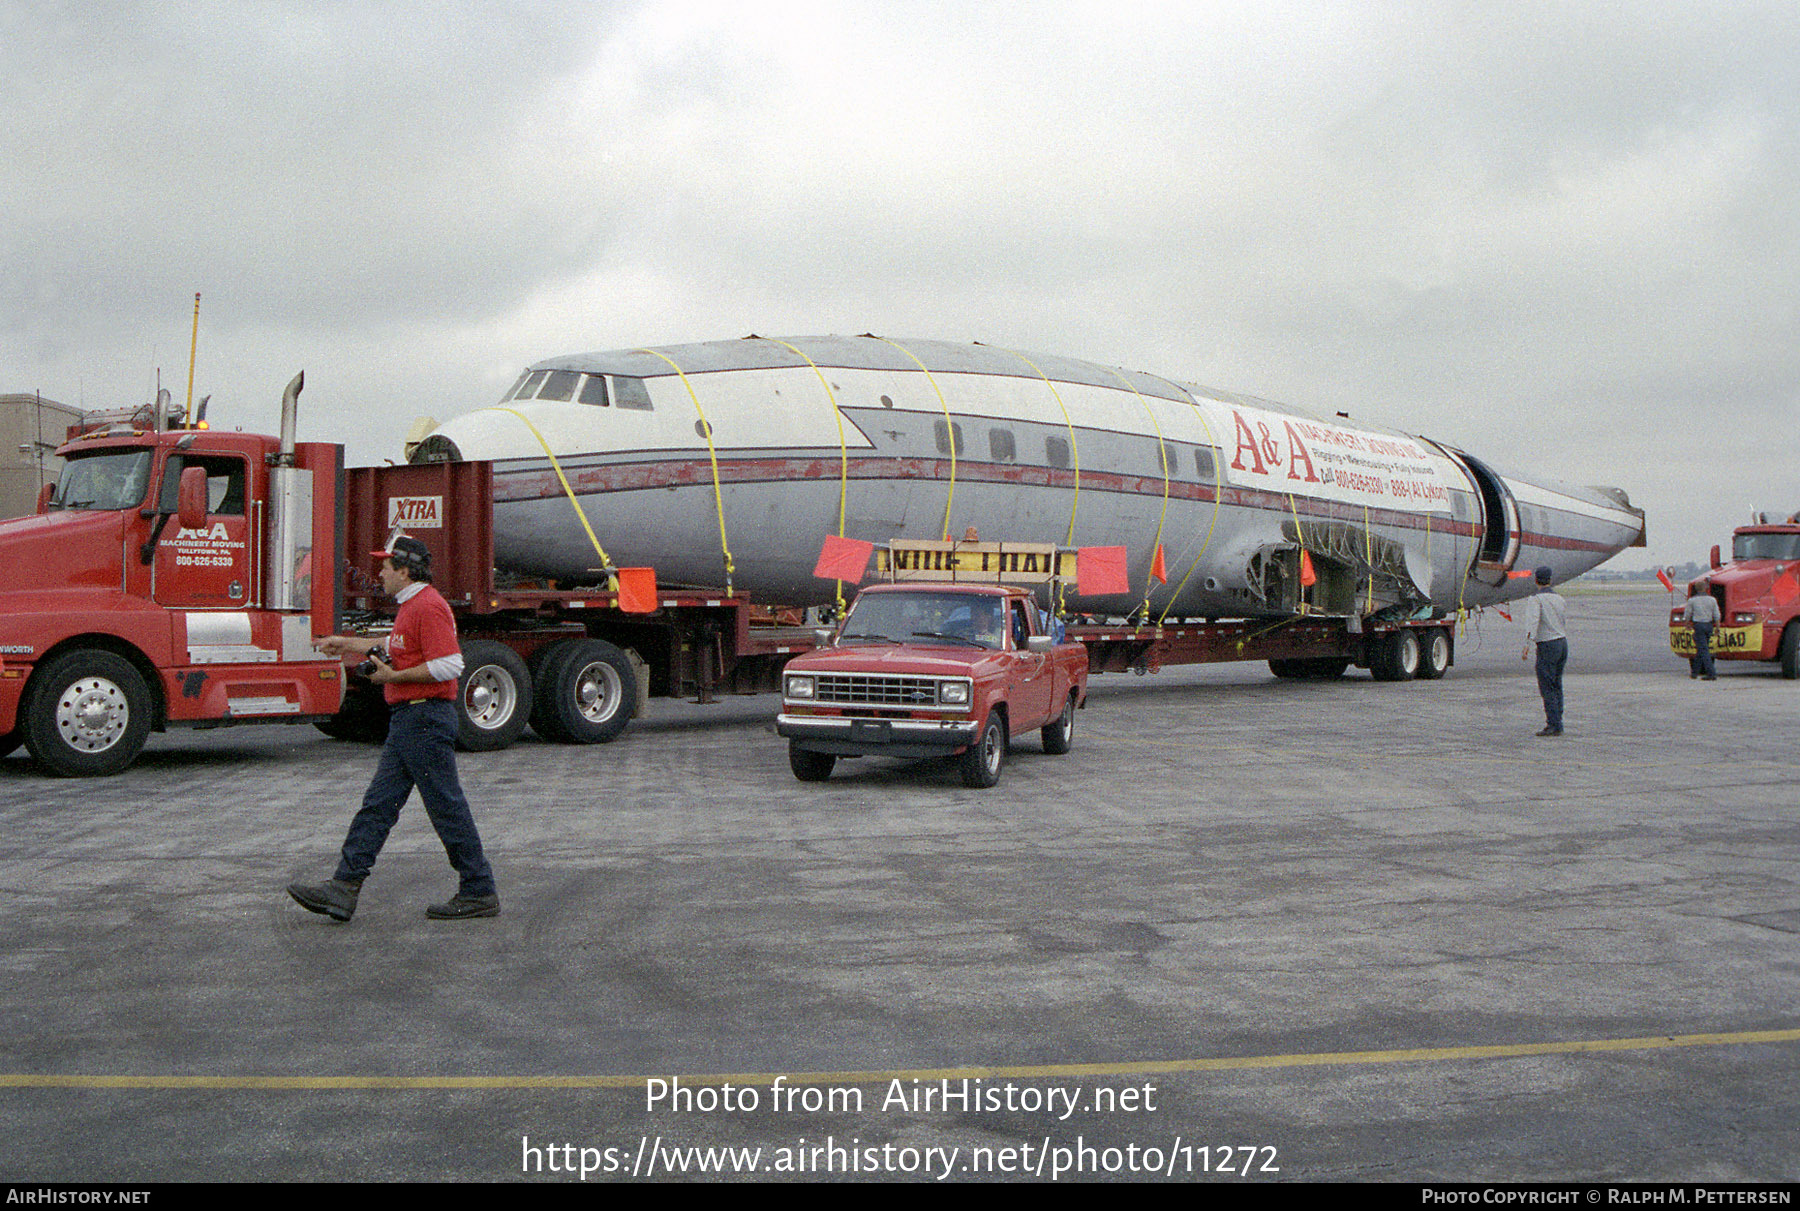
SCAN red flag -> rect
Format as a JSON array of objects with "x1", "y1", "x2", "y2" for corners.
[
  {"x1": 1076, "y1": 546, "x2": 1130, "y2": 596},
  {"x1": 1150, "y1": 543, "x2": 1167, "y2": 584},
  {"x1": 1299, "y1": 549, "x2": 1317, "y2": 587},
  {"x1": 1774, "y1": 569, "x2": 1800, "y2": 607},
  {"x1": 1506, "y1": 568, "x2": 1535, "y2": 580},
  {"x1": 813, "y1": 535, "x2": 874, "y2": 583},
  {"x1": 1655, "y1": 567, "x2": 1675, "y2": 592},
  {"x1": 616, "y1": 567, "x2": 658, "y2": 614}
]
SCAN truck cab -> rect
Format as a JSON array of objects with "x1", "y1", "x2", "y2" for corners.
[
  {"x1": 0, "y1": 386, "x2": 344, "y2": 775},
  {"x1": 776, "y1": 582, "x2": 1088, "y2": 787},
  {"x1": 1670, "y1": 517, "x2": 1800, "y2": 677}
]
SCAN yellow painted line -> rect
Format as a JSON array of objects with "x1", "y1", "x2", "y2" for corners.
[{"x1": 5, "y1": 1027, "x2": 1798, "y2": 1090}]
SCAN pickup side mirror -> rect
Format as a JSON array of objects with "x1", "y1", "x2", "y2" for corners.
[
  {"x1": 36, "y1": 482, "x2": 55, "y2": 513},
  {"x1": 1026, "y1": 634, "x2": 1053, "y2": 653},
  {"x1": 812, "y1": 627, "x2": 836, "y2": 649},
  {"x1": 177, "y1": 465, "x2": 208, "y2": 531},
  {"x1": 1710, "y1": 544, "x2": 1722, "y2": 571}
]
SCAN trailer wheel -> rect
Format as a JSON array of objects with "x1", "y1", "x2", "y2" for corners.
[
  {"x1": 1268, "y1": 658, "x2": 1306, "y2": 679},
  {"x1": 1417, "y1": 628, "x2": 1452, "y2": 680},
  {"x1": 456, "y1": 640, "x2": 532, "y2": 751},
  {"x1": 22, "y1": 650, "x2": 153, "y2": 777},
  {"x1": 1782, "y1": 625, "x2": 1800, "y2": 680},
  {"x1": 789, "y1": 743, "x2": 836, "y2": 782},
  {"x1": 533, "y1": 638, "x2": 633, "y2": 744},
  {"x1": 1371, "y1": 630, "x2": 1420, "y2": 682},
  {"x1": 1307, "y1": 657, "x2": 1350, "y2": 680},
  {"x1": 959, "y1": 712, "x2": 1007, "y2": 788},
  {"x1": 1041, "y1": 692, "x2": 1076, "y2": 754}
]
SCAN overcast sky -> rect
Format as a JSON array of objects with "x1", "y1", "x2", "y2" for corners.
[{"x1": 5, "y1": 0, "x2": 1796, "y2": 568}]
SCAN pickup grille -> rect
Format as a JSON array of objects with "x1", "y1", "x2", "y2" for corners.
[{"x1": 813, "y1": 674, "x2": 943, "y2": 706}]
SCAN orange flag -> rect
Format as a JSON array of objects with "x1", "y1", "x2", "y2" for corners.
[
  {"x1": 616, "y1": 567, "x2": 658, "y2": 614},
  {"x1": 1150, "y1": 543, "x2": 1167, "y2": 584},
  {"x1": 813, "y1": 535, "x2": 874, "y2": 583},
  {"x1": 1299, "y1": 549, "x2": 1317, "y2": 587},
  {"x1": 1076, "y1": 546, "x2": 1130, "y2": 596}
]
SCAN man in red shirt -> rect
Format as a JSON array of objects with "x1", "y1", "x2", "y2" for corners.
[{"x1": 288, "y1": 536, "x2": 499, "y2": 922}]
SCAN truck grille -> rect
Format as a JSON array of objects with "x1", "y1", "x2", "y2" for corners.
[{"x1": 813, "y1": 674, "x2": 943, "y2": 706}]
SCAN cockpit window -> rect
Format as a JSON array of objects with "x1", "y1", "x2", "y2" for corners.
[
  {"x1": 499, "y1": 371, "x2": 529, "y2": 403},
  {"x1": 612, "y1": 377, "x2": 653, "y2": 411},
  {"x1": 51, "y1": 450, "x2": 154, "y2": 511},
  {"x1": 512, "y1": 370, "x2": 548, "y2": 400},
  {"x1": 538, "y1": 370, "x2": 580, "y2": 402},
  {"x1": 1733, "y1": 533, "x2": 1800, "y2": 561},
  {"x1": 578, "y1": 375, "x2": 610, "y2": 407}
]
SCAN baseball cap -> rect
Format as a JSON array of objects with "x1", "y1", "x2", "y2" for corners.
[{"x1": 372, "y1": 531, "x2": 432, "y2": 572}]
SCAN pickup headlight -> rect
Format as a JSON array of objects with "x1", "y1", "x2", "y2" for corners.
[
  {"x1": 939, "y1": 681, "x2": 970, "y2": 705},
  {"x1": 786, "y1": 675, "x2": 815, "y2": 699}
]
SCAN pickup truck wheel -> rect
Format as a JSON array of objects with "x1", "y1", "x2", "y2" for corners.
[
  {"x1": 23, "y1": 651, "x2": 153, "y2": 777},
  {"x1": 789, "y1": 743, "x2": 835, "y2": 782},
  {"x1": 533, "y1": 638, "x2": 633, "y2": 744},
  {"x1": 959, "y1": 712, "x2": 1007, "y2": 788},
  {"x1": 1041, "y1": 693, "x2": 1076, "y2": 754},
  {"x1": 0, "y1": 730, "x2": 23, "y2": 759},
  {"x1": 1417, "y1": 628, "x2": 1452, "y2": 680},
  {"x1": 1782, "y1": 625, "x2": 1800, "y2": 680},
  {"x1": 455, "y1": 640, "x2": 532, "y2": 751}
]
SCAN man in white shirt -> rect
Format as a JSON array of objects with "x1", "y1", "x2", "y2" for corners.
[
  {"x1": 1520, "y1": 566, "x2": 1568, "y2": 737},
  {"x1": 1681, "y1": 585, "x2": 1722, "y2": 680}
]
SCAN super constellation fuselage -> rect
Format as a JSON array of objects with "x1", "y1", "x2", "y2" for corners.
[{"x1": 412, "y1": 335, "x2": 1645, "y2": 617}]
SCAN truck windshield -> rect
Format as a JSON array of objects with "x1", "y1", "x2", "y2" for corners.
[
  {"x1": 1733, "y1": 533, "x2": 1800, "y2": 561},
  {"x1": 840, "y1": 591, "x2": 1006, "y2": 650},
  {"x1": 51, "y1": 450, "x2": 153, "y2": 511}
]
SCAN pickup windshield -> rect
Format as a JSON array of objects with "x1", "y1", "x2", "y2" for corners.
[
  {"x1": 51, "y1": 450, "x2": 153, "y2": 511},
  {"x1": 839, "y1": 591, "x2": 1007, "y2": 650},
  {"x1": 1733, "y1": 533, "x2": 1800, "y2": 561}
]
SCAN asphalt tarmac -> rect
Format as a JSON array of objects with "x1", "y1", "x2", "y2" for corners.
[{"x1": 2, "y1": 588, "x2": 1796, "y2": 1183}]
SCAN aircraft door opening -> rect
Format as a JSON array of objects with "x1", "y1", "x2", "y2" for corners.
[{"x1": 1448, "y1": 449, "x2": 1519, "y2": 573}]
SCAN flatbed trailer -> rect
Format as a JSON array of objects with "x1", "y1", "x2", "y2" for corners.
[{"x1": 1067, "y1": 612, "x2": 1455, "y2": 681}]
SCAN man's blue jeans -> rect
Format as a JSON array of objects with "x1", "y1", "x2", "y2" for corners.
[
  {"x1": 1535, "y1": 637, "x2": 1568, "y2": 732},
  {"x1": 335, "y1": 698, "x2": 496, "y2": 896}
]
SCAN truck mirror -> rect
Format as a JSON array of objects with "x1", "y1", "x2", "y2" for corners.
[
  {"x1": 1710, "y1": 544, "x2": 1722, "y2": 571},
  {"x1": 1026, "y1": 634, "x2": 1053, "y2": 653},
  {"x1": 36, "y1": 482, "x2": 54, "y2": 513},
  {"x1": 178, "y1": 466, "x2": 208, "y2": 531},
  {"x1": 812, "y1": 627, "x2": 836, "y2": 649}
]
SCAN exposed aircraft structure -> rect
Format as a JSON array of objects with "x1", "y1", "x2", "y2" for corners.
[{"x1": 409, "y1": 335, "x2": 1645, "y2": 619}]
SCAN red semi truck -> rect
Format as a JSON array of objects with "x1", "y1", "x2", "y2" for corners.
[
  {"x1": 0, "y1": 376, "x2": 818, "y2": 775},
  {"x1": 1669, "y1": 513, "x2": 1800, "y2": 677}
]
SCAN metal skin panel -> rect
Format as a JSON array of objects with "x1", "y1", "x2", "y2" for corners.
[{"x1": 422, "y1": 336, "x2": 1645, "y2": 618}]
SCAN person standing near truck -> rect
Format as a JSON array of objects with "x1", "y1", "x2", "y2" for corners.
[
  {"x1": 1681, "y1": 585, "x2": 1721, "y2": 680},
  {"x1": 287, "y1": 535, "x2": 500, "y2": 922},
  {"x1": 1519, "y1": 566, "x2": 1569, "y2": 737}
]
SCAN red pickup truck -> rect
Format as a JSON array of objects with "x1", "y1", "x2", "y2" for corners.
[{"x1": 776, "y1": 582, "x2": 1089, "y2": 787}]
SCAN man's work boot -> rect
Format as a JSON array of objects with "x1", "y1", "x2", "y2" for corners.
[
  {"x1": 287, "y1": 879, "x2": 361, "y2": 922},
  {"x1": 426, "y1": 893, "x2": 500, "y2": 920}
]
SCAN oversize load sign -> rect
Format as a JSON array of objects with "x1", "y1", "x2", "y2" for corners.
[
  {"x1": 388, "y1": 495, "x2": 443, "y2": 529},
  {"x1": 880, "y1": 541, "x2": 1067, "y2": 584},
  {"x1": 1670, "y1": 623, "x2": 1762, "y2": 656},
  {"x1": 1227, "y1": 404, "x2": 1451, "y2": 509}
]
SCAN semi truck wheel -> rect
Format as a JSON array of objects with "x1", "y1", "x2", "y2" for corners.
[
  {"x1": 1371, "y1": 630, "x2": 1420, "y2": 682},
  {"x1": 1041, "y1": 692, "x2": 1076, "y2": 754},
  {"x1": 455, "y1": 640, "x2": 532, "y2": 751},
  {"x1": 1782, "y1": 625, "x2": 1800, "y2": 680},
  {"x1": 1417, "y1": 628, "x2": 1452, "y2": 680},
  {"x1": 532, "y1": 638, "x2": 633, "y2": 744},
  {"x1": 23, "y1": 650, "x2": 153, "y2": 777},
  {"x1": 789, "y1": 743, "x2": 835, "y2": 782},
  {"x1": 959, "y1": 712, "x2": 1007, "y2": 788},
  {"x1": 314, "y1": 684, "x2": 391, "y2": 743}
]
